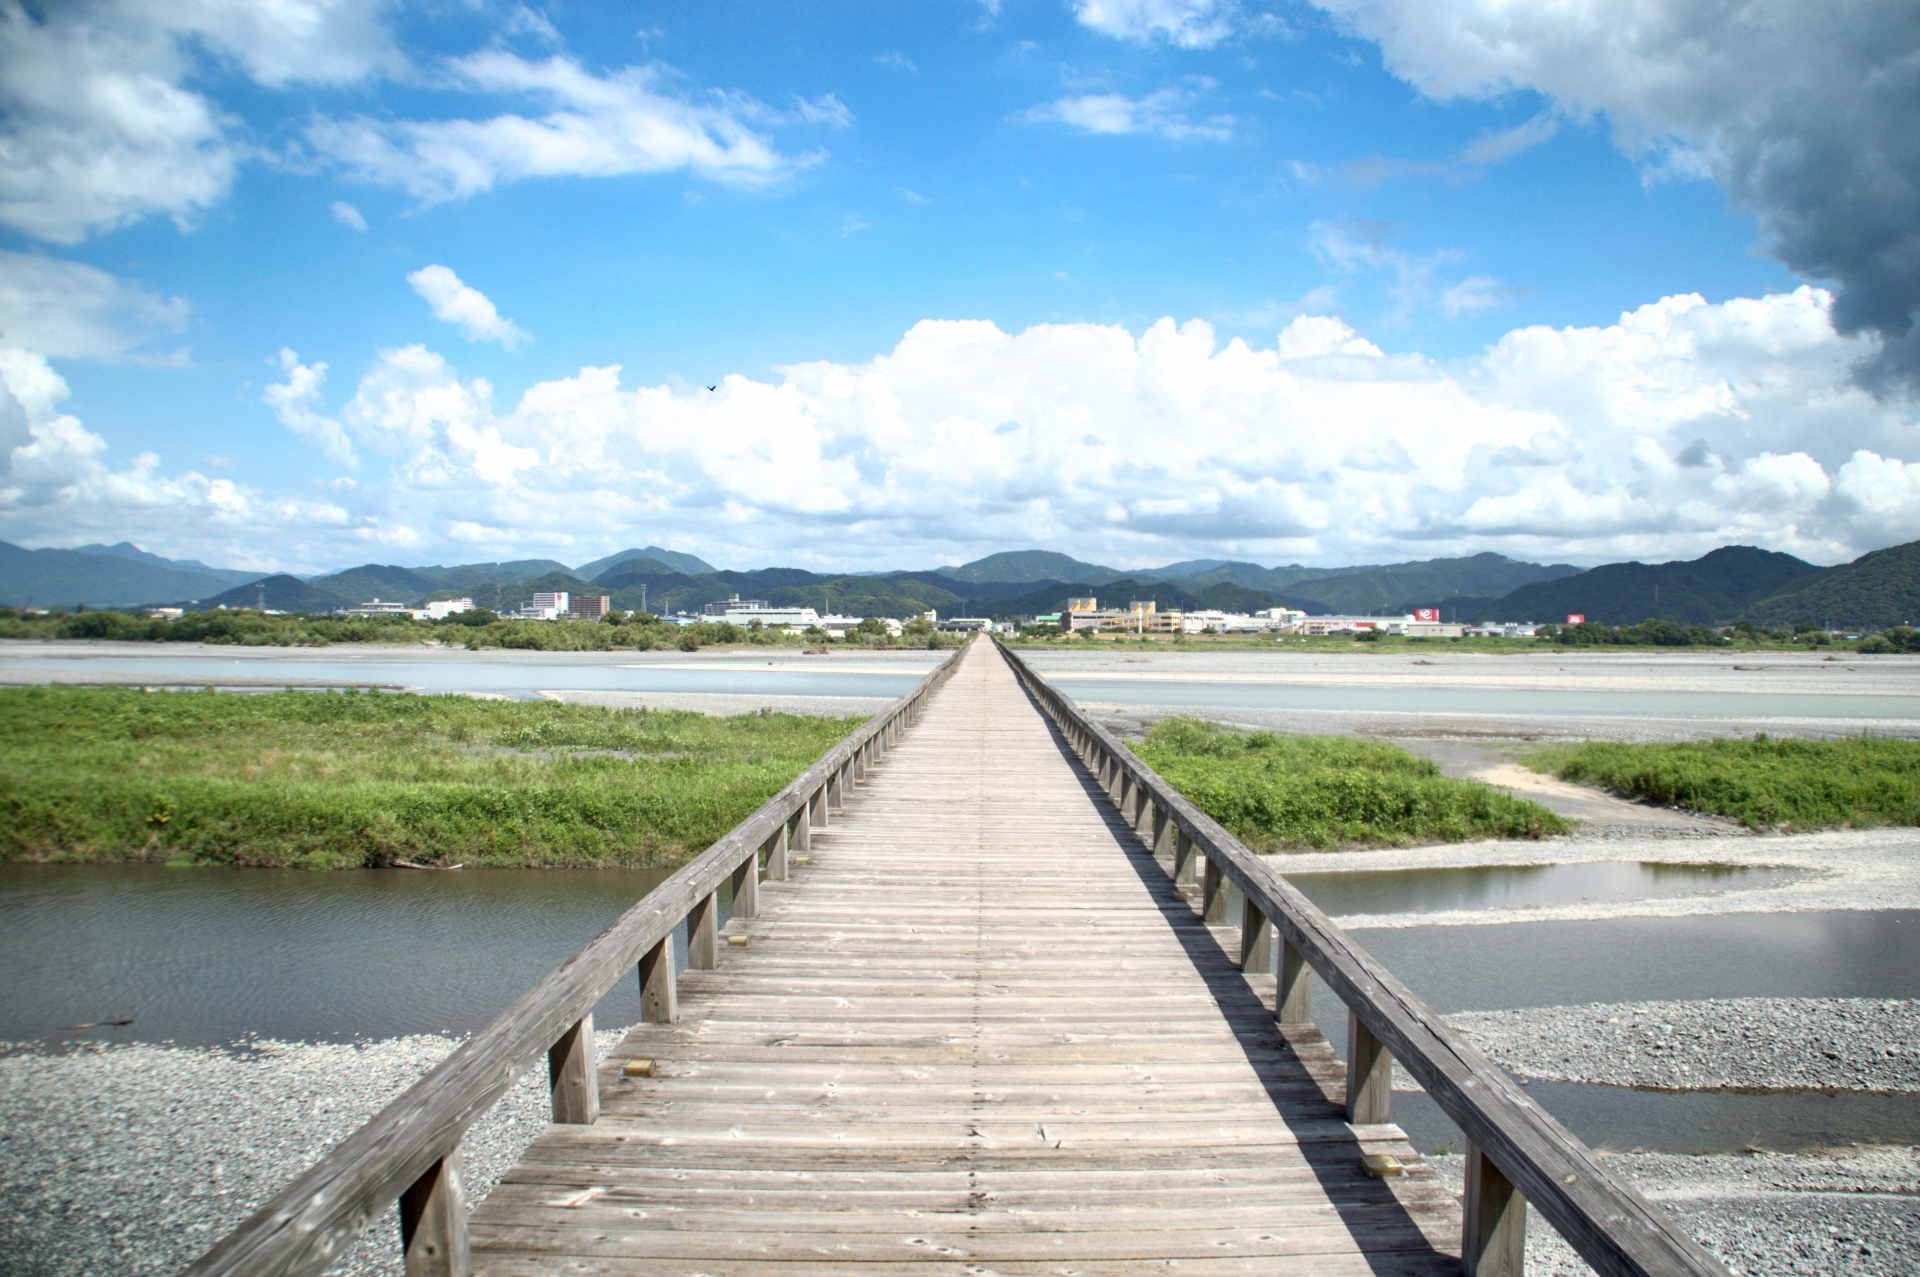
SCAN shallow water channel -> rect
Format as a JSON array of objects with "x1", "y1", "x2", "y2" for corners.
[{"x1": 3, "y1": 862, "x2": 1914, "y2": 1155}]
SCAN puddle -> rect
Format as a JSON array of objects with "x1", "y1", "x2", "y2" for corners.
[{"x1": 1279, "y1": 861, "x2": 1803, "y2": 919}]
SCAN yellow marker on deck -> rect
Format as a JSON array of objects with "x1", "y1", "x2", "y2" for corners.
[
  {"x1": 622, "y1": 1059, "x2": 654, "y2": 1078},
  {"x1": 1362, "y1": 1153, "x2": 1403, "y2": 1177},
  {"x1": 727, "y1": 934, "x2": 751, "y2": 947}
]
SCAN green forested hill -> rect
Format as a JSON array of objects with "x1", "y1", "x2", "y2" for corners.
[
  {"x1": 931, "y1": 550, "x2": 1127, "y2": 585},
  {"x1": 0, "y1": 541, "x2": 266, "y2": 607},
  {"x1": 1467, "y1": 546, "x2": 1818, "y2": 625},
  {"x1": 1742, "y1": 540, "x2": 1920, "y2": 630}
]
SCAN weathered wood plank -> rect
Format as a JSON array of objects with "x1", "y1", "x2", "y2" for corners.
[{"x1": 464, "y1": 639, "x2": 1455, "y2": 1277}]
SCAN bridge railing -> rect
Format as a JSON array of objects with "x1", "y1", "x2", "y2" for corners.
[
  {"x1": 183, "y1": 644, "x2": 967, "y2": 1277},
  {"x1": 995, "y1": 638, "x2": 1730, "y2": 1277}
]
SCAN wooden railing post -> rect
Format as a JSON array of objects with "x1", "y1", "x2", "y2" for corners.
[
  {"x1": 810, "y1": 784, "x2": 828, "y2": 831},
  {"x1": 688, "y1": 891, "x2": 719, "y2": 970},
  {"x1": 1240, "y1": 899, "x2": 1273, "y2": 974},
  {"x1": 1174, "y1": 828, "x2": 1197, "y2": 885},
  {"x1": 731, "y1": 849, "x2": 759, "y2": 919},
  {"x1": 1464, "y1": 1141, "x2": 1529, "y2": 1277},
  {"x1": 1151, "y1": 805, "x2": 1172, "y2": 859},
  {"x1": 767, "y1": 822, "x2": 790, "y2": 880},
  {"x1": 548, "y1": 1014, "x2": 599, "y2": 1125},
  {"x1": 399, "y1": 1149, "x2": 469, "y2": 1277},
  {"x1": 640, "y1": 937, "x2": 677, "y2": 1024},
  {"x1": 791, "y1": 804, "x2": 812, "y2": 854},
  {"x1": 1201, "y1": 855, "x2": 1228, "y2": 924},
  {"x1": 1278, "y1": 938, "x2": 1312, "y2": 1024},
  {"x1": 1347, "y1": 1011, "x2": 1392, "y2": 1124}
]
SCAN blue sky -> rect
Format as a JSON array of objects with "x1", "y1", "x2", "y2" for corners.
[{"x1": 0, "y1": 0, "x2": 1915, "y2": 574}]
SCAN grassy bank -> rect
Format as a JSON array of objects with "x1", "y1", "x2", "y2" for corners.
[
  {"x1": 0, "y1": 687, "x2": 858, "y2": 869},
  {"x1": 1130, "y1": 717, "x2": 1569, "y2": 850},
  {"x1": 1526, "y1": 735, "x2": 1920, "y2": 831}
]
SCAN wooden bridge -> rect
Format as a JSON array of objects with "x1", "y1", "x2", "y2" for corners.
[{"x1": 188, "y1": 638, "x2": 1729, "y2": 1277}]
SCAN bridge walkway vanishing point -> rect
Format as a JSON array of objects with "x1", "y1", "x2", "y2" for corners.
[{"x1": 469, "y1": 637, "x2": 1460, "y2": 1274}]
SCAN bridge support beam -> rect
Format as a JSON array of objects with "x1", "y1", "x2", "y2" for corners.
[
  {"x1": 640, "y1": 937, "x2": 678, "y2": 1024},
  {"x1": 731, "y1": 851, "x2": 759, "y2": 920},
  {"x1": 1201, "y1": 856, "x2": 1228, "y2": 924},
  {"x1": 548, "y1": 1014, "x2": 599, "y2": 1125},
  {"x1": 767, "y1": 822, "x2": 790, "y2": 881},
  {"x1": 688, "y1": 891, "x2": 719, "y2": 971},
  {"x1": 1463, "y1": 1141, "x2": 1528, "y2": 1277},
  {"x1": 1347, "y1": 1012, "x2": 1392, "y2": 1125},
  {"x1": 400, "y1": 1149, "x2": 469, "y2": 1277},
  {"x1": 1240, "y1": 899, "x2": 1273, "y2": 974},
  {"x1": 1278, "y1": 939, "x2": 1312, "y2": 1024}
]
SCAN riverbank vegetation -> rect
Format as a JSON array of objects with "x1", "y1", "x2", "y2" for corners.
[
  {"x1": 1526, "y1": 735, "x2": 1920, "y2": 831},
  {"x1": 1130, "y1": 717, "x2": 1569, "y2": 850},
  {"x1": 0, "y1": 687, "x2": 858, "y2": 869},
  {"x1": 0, "y1": 608, "x2": 963, "y2": 651}
]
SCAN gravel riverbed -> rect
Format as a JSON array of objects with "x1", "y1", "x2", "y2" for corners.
[
  {"x1": 1442, "y1": 998, "x2": 1920, "y2": 1092},
  {"x1": 0, "y1": 1030, "x2": 618, "y2": 1277},
  {"x1": 6, "y1": 1030, "x2": 1916, "y2": 1277},
  {"x1": 1427, "y1": 1144, "x2": 1920, "y2": 1276}
]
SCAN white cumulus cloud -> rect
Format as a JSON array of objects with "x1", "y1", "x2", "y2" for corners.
[
  {"x1": 263, "y1": 349, "x2": 355, "y2": 467},
  {"x1": 0, "y1": 251, "x2": 190, "y2": 360},
  {"x1": 329, "y1": 200, "x2": 368, "y2": 231},
  {"x1": 6, "y1": 288, "x2": 1917, "y2": 574},
  {"x1": 1307, "y1": 0, "x2": 1920, "y2": 388},
  {"x1": 1073, "y1": 0, "x2": 1237, "y2": 48},
  {"x1": 1024, "y1": 87, "x2": 1233, "y2": 141},
  {"x1": 0, "y1": 0, "x2": 400, "y2": 244},
  {"x1": 312, "y1": 52, "x2": 813, "y2": 204},
  {"x1": 407, "y1": 265, "x2": 530, "y2": 349}
]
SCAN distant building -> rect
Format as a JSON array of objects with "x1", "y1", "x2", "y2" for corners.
[
  {"x1": 424, "y1": 598, "x2": 474, "y2": 620},
  {"x1": 936, "y1": 617, "x2": 993, "y2": 632},
  {"x1": 567, "y1": 595, "x2": 611, "y2": 620},
  {"x1": 531, "y1": 591, "x2": 569, "y2": 617},
  {"x1": 705, "y1": 594, "x2": 770, "y2": 617},
  {"x1": 1299, "y1": 615, "x2": 1400, "y2": 635},
  {"x1": 144, "y1": 607, "x2": 184, "y2": 620},
  {"x1": 343, "y1": 598, "x2": 426, "y2": 620}
]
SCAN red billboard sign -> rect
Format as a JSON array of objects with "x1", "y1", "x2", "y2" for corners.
[
  {"x1": 1566, "y1": 613, "x2": 1586, "y2": 624},
  {"x1": 1413, "y1": 608, "x2": 1440, "y2": 622}
]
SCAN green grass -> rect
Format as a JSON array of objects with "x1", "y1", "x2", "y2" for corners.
[
  {"x1": 1525, "y1": 735, "x2": 1920, "y2": 831},
  {"x1": 0, "y1": 687, "x2": 859, "y2": 869},
  {"x1": 1129, "y1": 717, "x2": 1569, "y2": 851}
]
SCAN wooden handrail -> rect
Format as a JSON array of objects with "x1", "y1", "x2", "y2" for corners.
[
  {"x1": 993, "y1": 638, "x2": 1730, "y2": 1277},
  {"x1": 183, "y1": 643, "x2": 968, "y2": 1277}
]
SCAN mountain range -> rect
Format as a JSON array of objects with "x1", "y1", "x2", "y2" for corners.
[{"x1": 2, "y1": 538, "x2": 1912, "y2": 631}]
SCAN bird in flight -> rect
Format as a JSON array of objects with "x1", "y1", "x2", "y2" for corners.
[{"x1": 706, "y1": 384, "x2": 717, "y2": 392}]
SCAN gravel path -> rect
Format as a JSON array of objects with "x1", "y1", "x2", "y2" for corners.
[
  {"x1": 1427, "y1": 1144, "x2": 1920, "y2": 1277},
  {"x1": 0, "y1": 1030, "x2": 619, "y2": 1277},
  {"x1": 1444, "y1": 998, "x2": 1920, "y2": 1092}
]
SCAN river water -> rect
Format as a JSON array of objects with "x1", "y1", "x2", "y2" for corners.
[{"x1": 5, "y1": 860, "x2": 1915, "y2": 1154}]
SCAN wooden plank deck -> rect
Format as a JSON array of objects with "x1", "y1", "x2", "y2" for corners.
[{"x1": 470, "y1": 639, "x2": 1463, "y2": 1275}]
